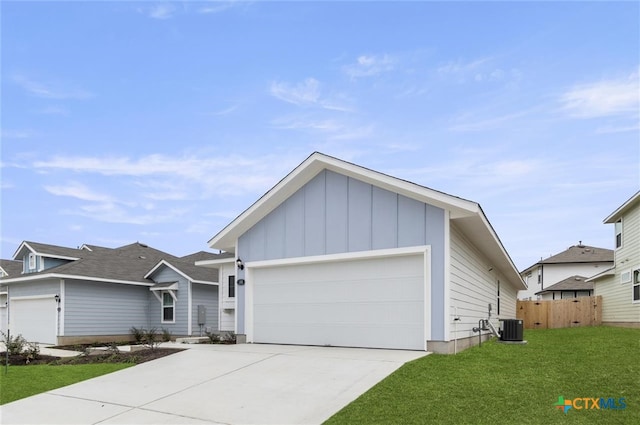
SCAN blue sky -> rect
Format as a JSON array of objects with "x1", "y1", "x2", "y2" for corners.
[{"x1": 2, "y1": 1, "x2": 639, "y2": 270}]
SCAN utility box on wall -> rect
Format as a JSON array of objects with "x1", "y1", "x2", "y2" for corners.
[{"x1": 197, "y1": 305, "x2": 206, "y2": 325}]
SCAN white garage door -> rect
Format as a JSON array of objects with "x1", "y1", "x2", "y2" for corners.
[
  {"x1": 11, "y1": 297, "x2": 57, "y2": 344},
  {"x1": 251, "y1": 253, "x2": 426, "y2": 350}
]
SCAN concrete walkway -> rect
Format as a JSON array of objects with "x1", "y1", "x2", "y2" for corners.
[{"x1": 1, "y1": 343, "x2": 428, "y2": 424}]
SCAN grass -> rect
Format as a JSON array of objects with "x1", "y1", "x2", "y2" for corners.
[
  {"x1": 0, "y1": 363, "x2": 133, "y2": 405},
  {"x1": 325, "y1": 326, "x2": 640, "y2": 425}
]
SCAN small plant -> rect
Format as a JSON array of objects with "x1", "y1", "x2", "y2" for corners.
[
  {"x1": 221, "y1": 332, "x2": 237, "y2": 344},
  {"x1": 205, "y1": 331, "x2": 220, "y2": 343},
  {"x1": 23, "y1": 342, "x2": 40, "y2": 364},
  {"x1": 161, "y1": 327, "x2": 172, "y2": 342},
  {"x1": 129, "y1": 326, "x2": 145, "y2": 344},
  {"x1": 1, "y1": 331, "x2": 27, "y2": 355},
  {"x1": 142, "y1": 327, "x2": 161, "y2": 350}
]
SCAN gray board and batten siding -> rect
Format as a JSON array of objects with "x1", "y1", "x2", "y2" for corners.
[
  {"x1": 236, "y1": 169, "x2": 446, "y2": 339},
  {"x1": 192, "y1": 283, "x2": 219, "y2": 334}
]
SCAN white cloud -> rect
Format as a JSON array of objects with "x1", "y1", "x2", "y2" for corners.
[
  {"x1": 560, "y1": 71, "x2": 639, "y2": 118},
  {"x1": 12, "y1": 75, "x2": 93, "y2": 99},
  {"x1": 270, "y1": 78, "x2": 321, "y2": 106},
  {"x1": 343, "y1": 54, "x2": 395, "y2": 79},
  {"x1": 147, "y1": 3, "x2": 176, "y2": 20},
  {"x1": 198, "y1": 1, "x2": 236, "y2": 14},
  {"x1": 44, "y1": 181, "x2": 115, "y2": 203}
]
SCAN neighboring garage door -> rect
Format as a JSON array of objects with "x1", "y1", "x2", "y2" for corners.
[
  {"x1": 11, "y1": 297, "x2": 57, "y2": 344},
  {"x1": 251, "y1": 253, "x2": 426, "y2": 350}
]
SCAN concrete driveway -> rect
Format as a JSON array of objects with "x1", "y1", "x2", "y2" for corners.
[{"x1": 1, "y1": 343, "x2": 427, "y2": 424}]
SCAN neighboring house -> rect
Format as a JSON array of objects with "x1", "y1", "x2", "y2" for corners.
[
  {"x1": 0, "y1": 241, "x2": 226, "y2": 344},
  {"x1": 0, "y1": 259, "x2": 23, "y2": 336},
  {"x1": 204, "y1": 152, "x2": 526, "y2": 354},
  {"x1": 589, "y1": 191, "x2": 640, "y2": 327},
  {"x1": 535, "y1": 275, "x2": 592, "y2": 300},
  {"x1": 519, "y1": 243, "x2": 613, "y2": 300}
]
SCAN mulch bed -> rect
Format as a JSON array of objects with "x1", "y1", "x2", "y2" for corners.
[{"x1": 0, "y1": 348, "x2": 184, "y2": 366}]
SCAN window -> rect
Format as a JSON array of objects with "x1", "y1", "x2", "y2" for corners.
[
  {"x1": 162, "y1": 292, "x2": 175, "y2": 322},
  {"x1": 615, "y1": 219, "x2": 623, "y2": 249},
  {"x1": 28, "y1": 253, "x2": 36, "y2": 270},
  {"x1": 228, "y1": 275, "x2": 235, "y2": 298},
  {"x1": 633, "y1": 270, "x2": 640, "y2": 303}
]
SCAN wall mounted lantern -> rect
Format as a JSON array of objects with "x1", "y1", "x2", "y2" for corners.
[{"x1": 236, "y1": 258, "x2": 245, "y2": 270}]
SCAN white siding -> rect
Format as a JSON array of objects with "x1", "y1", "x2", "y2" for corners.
[
  {"x1": 519, "y1": 262, "x2": 611, "y2": 300},
  {"x1": 595, "y1": 202, "x2": 640, "y2": 323},
  {"x1": 449, "y1": 224, "x2": 517, "y2": 341}
]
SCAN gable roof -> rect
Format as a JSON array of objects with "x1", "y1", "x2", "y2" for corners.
[
  {"x1": 145, "y1": 258, "x2": 219, "y2": 284},
  {"x1": 13, "y1": 241, "x2": 83, "y2": 261},
  {"x1": 521, "y1": 243, "x2": 614, "y2": 275},
  {"x1": 208, "y1": 152, "x2": 525, "y2": 289},
  {"x1": 535, "y1": 275, "x2": 593, "y2": 294},
  {"x1": 3, "y1": 242, "x2": 174, "y2": 285},
  {"x1": 604, "y1": 190, "x2": 640, "y2": 223}
]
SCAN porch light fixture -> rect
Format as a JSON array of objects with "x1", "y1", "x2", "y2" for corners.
[
  {"x1": 236, "y1": 258, "x2": 245, "y2": 270},
  {"x1": 54, "y1": 294, "x2": 61, "y2": 303}
]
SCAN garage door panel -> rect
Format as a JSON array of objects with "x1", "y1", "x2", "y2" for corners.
[
  {"x1": 255, "y1": 276, "x2": 423, "y2": 305},
  {"x1": 252, "y1": 253, "x2": 426, "y2": 350},
  {"x1": 255, "y1": 300, "x2": 423, "y2": 325},
  {"x1": 11, "y1": 298, "x2": 57, "y2": 344},
  {"x1": 256, "y1": 322, "x2": 423, "y2": 350}
]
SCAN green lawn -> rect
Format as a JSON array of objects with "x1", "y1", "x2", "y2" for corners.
[
  {"x1": 0, "y1": 363, "x2": 133, "y2": 405},
  {"x1": 325, "y1": 326, "x2": 640, "y2": 425}
]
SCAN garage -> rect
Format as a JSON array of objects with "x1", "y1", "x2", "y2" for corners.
[
  {"x1": 248, "y1": 251, "x2": 428, "y2": 350},
  {"x1": 10, "y1": 296, "x2": 57, "y2": 344}
]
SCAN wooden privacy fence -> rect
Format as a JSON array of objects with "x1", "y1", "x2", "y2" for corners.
[{"x1": 516, "y1": 296, "x2": 602, "y2": 329}]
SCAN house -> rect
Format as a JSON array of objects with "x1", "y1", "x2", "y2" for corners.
[
  {"x1": 203, "y1": 152, "x2": 526, "y2": 354},
  {"x1": 0, "y1": 259, "x2": 23, "y2": 336},
  {"x1": 518, "y1": 243, "x2": 613, "y2": 300},
  {"x1": 534, "y1": 275, "x2": 592, "y2": 300},
  {"x1": 588, "y1": 191, "x2": 640, "y2": 327},
  {"x1": 0, "y1": 241, "x2": 228, "y2": 344}
]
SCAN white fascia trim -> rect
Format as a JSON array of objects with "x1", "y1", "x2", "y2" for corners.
[
  {"x1": 192, "y1": 280, "x2": 219, "y2": 285},
  {"x1": 14, "y1": 242, "x2": 80, "y2": 261},
  {"x1": 247, "y1": 246, "x2": 431, "y2": 269},
  {"x1": 208, "y1": 152, "x2": 479, "y2": 251},
  {"x1": 11, "y1": 294, "x2": 58, "y2": 301},
  {"x1": 195, "y1": 258, "x2": 235, "y2": 267},
  {"x1": 1, "y1": 273, "x2": 153, "y2": 287},
  {"x1": 424, "y1": 245, "x2": 432, "y2": 348},
  {"x1": 604, "y1": 190, "x2": 640, "y2": 223},
  {"x1": 145, "y1": 260, "x2": 190, "y2": 280},
  {"x1": 586, "y1": 267, "x2": 616, "y2": 282}
]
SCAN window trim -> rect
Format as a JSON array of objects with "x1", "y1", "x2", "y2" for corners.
[
  {"x1": 161, "y1": 291, "x2": 176, "y2": 323},
  {"x1": 615, "y1": 218, "x2": 623, "y2": 249},
  {"x1": 228, "y1": 275, "x2": 235, "y2": 298}
]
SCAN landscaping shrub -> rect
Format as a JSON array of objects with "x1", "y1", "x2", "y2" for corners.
[
  {"x1": 129, "y1": 326, "x2": 144, "y2": 344},
  {"x1": 161, "y1": 327, "x2": 172, "y2": 342},
  {"x1": 205, "y1": 331, "x2": 220, "y2": 343},
  {"x1": 0, "y1": 331, "x2": 27, "y2": 356}
]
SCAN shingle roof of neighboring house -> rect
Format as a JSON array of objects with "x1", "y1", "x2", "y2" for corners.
[
  {"x1": 1, "y1": 242, "x2": 218, "y2": 286},
  {"x1": 521, "y1": 243, "x2": 614, "y2": 274},
  {"x1": 541, "y1": 244, "x2": 614, "y2": 264},
  {"x1": 0, "y1": 259, "x2": 23, "y2": 278},
  {"x1": 180, "y1": 251, "x2": 231, "y2": 263},
  {"x1": 535, "y1": 275, "x2": 593, "y2": 295}
]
